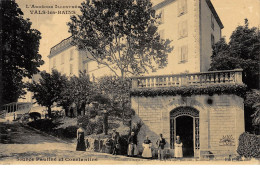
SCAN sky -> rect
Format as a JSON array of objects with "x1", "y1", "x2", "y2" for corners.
[{"x1": 15, "y1": 0, "x2": 260, "y2": 72}]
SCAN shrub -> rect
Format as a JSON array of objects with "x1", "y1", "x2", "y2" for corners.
[
  {"x1": 77, "y1": 115, "x2": 89, "y2": 128},
  {"x1": 64, "y1": 126, "x2": 78, "y2": 138},
  {"x1": 237, "y1": 132, "x2": 260, "y2": 158},
  {"x1": 27, "y1": 119, "x2": 58, "y2": 132}
]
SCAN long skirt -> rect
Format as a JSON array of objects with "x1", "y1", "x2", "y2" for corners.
[
  {"x1": 174, "y1": 144, "x2": 183, "y2": 158},
  {"x1": 76, "y1": 139, "x2": 86, "y2": 151},
  {"x1": 127, "y1": 144, "x2": 138, "y2": 156},
  {"x1": 142, "y1": 143, "x2": 152, "y2": 158}
]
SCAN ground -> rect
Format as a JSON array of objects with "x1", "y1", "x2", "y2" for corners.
[
  {"x1": 0, "y1": 122, "x2": 141, "y2": 164},
  {"x1": 0, "y1": 122, "x2": 259, "y2": 164}
]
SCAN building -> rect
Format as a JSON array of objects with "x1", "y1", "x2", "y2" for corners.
[
  {"x1": 48, "y1": 0, "x2": 223, "y2": 77},
  {"x1": 48, "y1": 37, "x2": 113, "y2": 78},
  {"x1": 130, "y1": 0, "x2": 244, "y2": 159},
  {"x1": 47, "y1": 0, "x2": 245, "y2": 159},
  {"x1": 152, "y1": 0, "x2": 223, "y2": 75}
]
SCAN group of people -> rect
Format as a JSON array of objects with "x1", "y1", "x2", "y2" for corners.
[
  {"x1": 127, "y1": 132, "x2": 183, "y2": 160},
  {"x1": 76, "y1": 124, "x2": 183, "y2": 160}
]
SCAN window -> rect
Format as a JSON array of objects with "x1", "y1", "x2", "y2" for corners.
[
  {"x1": 53, "y1": 58, "x2": 56, "y2": 68},
  {"x1": 178, "y1": 20, "x2": 188, "y2": 39},
  {"x1": 61, "y1": 53, "x2": 64, "y2": 64},
  {"x1": 211, "y1": 14, "x2": 214, "y2": 30},
  {"x1": 178, "y1": 0, "x2": 187, "y2": 16},
  {"x1": 178, "y1": 45, "x2": 188, "y2": 63},
  {"x1": 211, "y1": 34, "x2": 215, "y2": 48},
  {"x1": 70, "y1": 64, "x2": 73, "y2": 75},
  {"x1": 159, "y1": 29, "x2": 165, "y2": 40},
  {"x1": 158, "y1": 9, "x2": 164, "y2": 24},
  {"x1": 84, "y1": 63, "x2": 89, "y2": 73},
  {"x1": 70, "y1": 49, "x2": 74, "y2": 61}
]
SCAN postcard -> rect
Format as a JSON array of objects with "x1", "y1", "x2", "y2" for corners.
[{"x1": 0, "y1": 0, "x2": 259, "y2": 165}]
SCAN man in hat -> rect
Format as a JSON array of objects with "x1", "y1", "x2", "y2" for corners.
[{"x1": 156, "y1": 133, "x2": 166, "y2": 160}]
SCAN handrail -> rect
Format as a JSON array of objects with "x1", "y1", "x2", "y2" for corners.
[{"x1": 131, "y1": 69, "x2": 243, "y2": 89}]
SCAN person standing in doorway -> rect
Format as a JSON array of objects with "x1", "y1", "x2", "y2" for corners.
[
  {"x1": 76, "y1": 123, "x2": 86, "y2": 151},
  {"x1": 174, "y1": 135, "x2": 183, "y2": 159},
  {"x1": 127, "y1": 131, "x2": 138, "y2": 157},
  {"x1": 156, "y1": 134, "x2": 166, "y2": 160}
]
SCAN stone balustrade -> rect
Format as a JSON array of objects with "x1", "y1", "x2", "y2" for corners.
[{"x1": 131, "y1": 69, "x2": 243, "y2": 89}]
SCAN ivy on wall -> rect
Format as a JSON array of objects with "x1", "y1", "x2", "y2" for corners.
[{"x1": 130, "y1": 84, "x2": 247, "y2": 98}]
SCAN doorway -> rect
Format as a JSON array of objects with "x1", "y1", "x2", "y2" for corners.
[
  {"x1": 176, "y1": 115, "x2": 194, "y2": 157},
  {"x1": 170, "y1": 106, "x2": 200, "y2": 158}
]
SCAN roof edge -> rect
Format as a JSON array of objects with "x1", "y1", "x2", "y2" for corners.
[
  {"x1": 206, "y1": 0, "x2": 224, "y2": 29},
  {"x1": 153, "y1": 0, "x2": 176, "y2": 10}
]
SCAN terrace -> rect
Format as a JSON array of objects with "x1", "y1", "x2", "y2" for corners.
[{"x1": 131, "y1": 69, "x2": 243, "y2": 89}]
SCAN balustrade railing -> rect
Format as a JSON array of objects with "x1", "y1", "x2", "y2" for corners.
[{"x1": 131, "y1": 69, "x2": 243, "y2": 89}]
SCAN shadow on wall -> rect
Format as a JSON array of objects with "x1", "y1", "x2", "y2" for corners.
[{"x1": 131, "y1": 114, "x2": 172, "y2": 158}]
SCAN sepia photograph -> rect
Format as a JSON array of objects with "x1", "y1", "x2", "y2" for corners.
[{"x1": 0, "y1": 0, "x2": 259, "y2": 165}]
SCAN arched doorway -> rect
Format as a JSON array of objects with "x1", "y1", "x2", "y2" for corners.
[{"x1": 170, "y1": 107, "x2": 200, "y2": 157}]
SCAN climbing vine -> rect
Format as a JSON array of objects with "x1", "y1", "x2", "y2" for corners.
[{"x1": 130, "y1": 84, "x2": 247, "y2": 98}]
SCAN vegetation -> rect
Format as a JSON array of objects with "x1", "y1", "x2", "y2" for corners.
[
  {"x1": 26, "y1": 70, "x2": 68, "y2": 117},
  {"x1": 130, "y1": 84, "x2": 247, "y2": 97},
  {"x1": 209, "y1": 19, "x2": 260, "y2": 134},
  {"x1": 209, "y1": 19, "x2": 259, "y2": 89},
  {"x1": 1, "y1": 0, "x2": 44, "y2": 105},
  {"x1": 237, "y1": 132, "x2": 260, "y2": 158},
  {"x1": 68, "y1": 0, "x2": 173, "y2": 78}
]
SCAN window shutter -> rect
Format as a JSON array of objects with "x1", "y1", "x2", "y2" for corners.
[
  {"x1": 178, "y1": 46, "x2": 182, "y2": 62},
  {"x1": 183, "y1": 0, "x2": 187, "y2": 14},
  {"x1": 161, "y1": 9, "x2": 164, "y2": 24},
  {"x1": 178, "y1": 22, "x2": 182, "y2": 38},
  {"x1": 178, "y1": 0, "x2": 181, "y2": 16},
  {"x1": 183, "y1": 20, "x2": 188, "y2": 37},
  {"x1": 178, "y1": 0, "x2": 187, "y2": 16},
  {"x1": 184, "y1": 45, "x2": 188, "y2": 61}
]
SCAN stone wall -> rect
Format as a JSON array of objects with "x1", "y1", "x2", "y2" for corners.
[{"x1": 131, "y1": 94, "x2": 244, "y2": 158}]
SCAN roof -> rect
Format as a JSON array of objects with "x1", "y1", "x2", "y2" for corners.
[
  {"x1": 205, "y1": 0, "x2": 224, "y2": 29},
  {"x1": 48, "y1": 36, "x2": 73, "y2": 58},
  {"x1": 153, "y1": 0, "x2": 224, "y2": 29},
  {"x1": 3, "y1": 102, "x2": 32, "y2": 107},
  {"x1": 153, "y1": 0, "x2": 176, "y2": 10}
]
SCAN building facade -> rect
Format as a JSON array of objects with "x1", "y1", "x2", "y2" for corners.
[
  {"x1": 152, "y1": 0, "x2": 223, "y2": 75},
  {"x1": 48, "y1": 0, "x2": 223, "y2": 77},
  {"x1": 48, "y1": 37, "x2": 113, "y2": 78}
]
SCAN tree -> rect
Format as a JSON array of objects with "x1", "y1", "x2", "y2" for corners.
[
  {"x1": 97, "y1": 76, "x2": 132, "y2": 120},
  {"x1": 68, "y1": 0, "x2": 173, "y2": 78},
  {"x1": 210, "y1": 19, "x2": 260, "y2": 134},
  {"x1": 1, "y1": 0, "x2": 44, "y2": 104},
  {"x1": 209, "y1": 19, "x2": 260, "y2": 89},
  {"x1": 69, "y1": 72, "x2": 93, "y2": 116},
  {"x1": 245, "y1": 89, "x2": 260, "y2": 134},
  {"x1": 57, "y1": 78, "x2": 74, "y2": 117},
  {"x1": 26, "y1": 70, "x2": 67, "y2": 117}
]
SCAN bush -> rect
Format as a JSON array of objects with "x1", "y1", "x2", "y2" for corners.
[
  {"x1": 27, "y1": 119, "x2": 59, "y2": 132},
  {"x1": 64, "y1": 126, "x2": 78, "y2": 138},
  {"x1": 237, "y1": 132, "x2": 260, "y2": 158},
  {"x1": 77, "y1": 115, "x2": 89, "y2": 128}
]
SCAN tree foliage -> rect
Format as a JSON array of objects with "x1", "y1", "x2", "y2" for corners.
[
  {"x1": 26, "y1": 70, "x2": 67, "y2": 116},
  {"x1": 96, "y1": 76, "x2": 133, "y2": 119},
  {"x1": 1, "y1": 0, "x2": 44, "y2": 104},
  {"x1": 68, "y1": 0, "x2": 173, "y2": 78},
  {"x1": 209, "y1": 19, "x2": 260, "y2": 89},
  {"x1": 69, "y1": 72, "x2": 93, "y2": 115}
]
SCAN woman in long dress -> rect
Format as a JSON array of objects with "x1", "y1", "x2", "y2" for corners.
[
  {"x1": 76, "y1": 123, "x2": 86, "y2": 151},
  {"x1": 174, "y1": 136, "x2": 183, "y2": 158},
  {"x1": 142, "y1": 136, "x2": 152, "y2": 159},
  {"x1": 127, "y1": 132, "x2": 138, "y2": 157}
]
